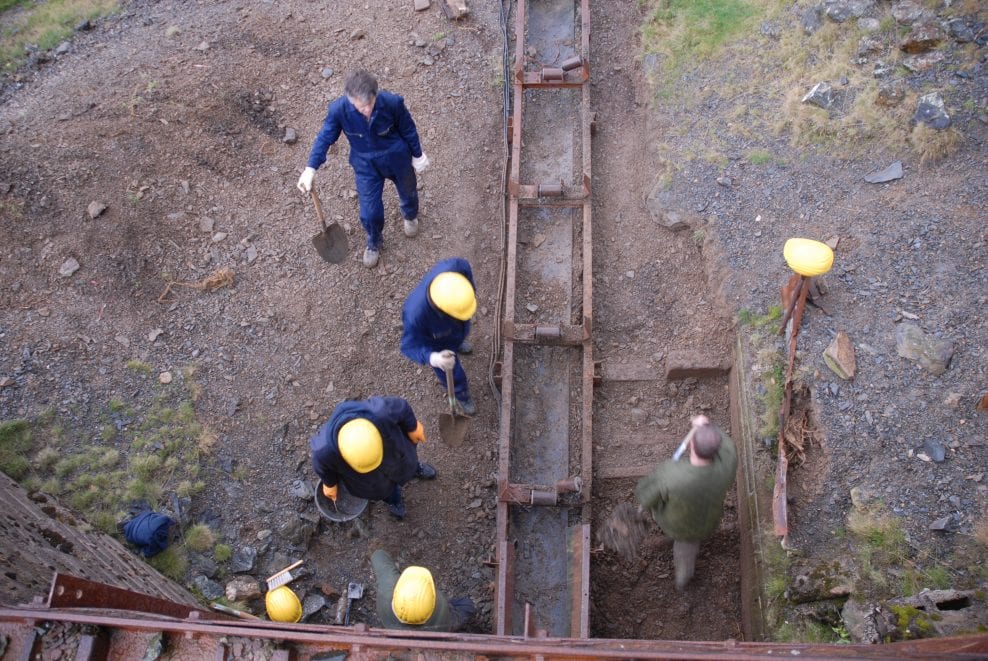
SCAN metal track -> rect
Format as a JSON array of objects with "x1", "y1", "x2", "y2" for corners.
[{"x1": 494, "y1": 0, "x2": 594, "y2": 637}]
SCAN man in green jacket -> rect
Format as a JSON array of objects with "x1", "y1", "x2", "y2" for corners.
[
  {"x1": 634, "y1": 415, "x2": 737, "y2": 590},
  {"x1": 371, "y1": 549, "x2": 476, "y2": 631}
]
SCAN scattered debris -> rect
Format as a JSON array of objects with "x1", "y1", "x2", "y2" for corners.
[
  {"x1": 823, "y1": 330, "x2": 856, "y2": 379},
  {"x1": 599, "y1": 503, "x2": 647, "y2": 561},
  {"x1": 158, "y1": 267, "x2": 235, "y2": 303}
]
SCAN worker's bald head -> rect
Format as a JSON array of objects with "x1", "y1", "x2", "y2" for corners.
[{"x1": 692, "y1": 424, "x2": 721, "y2": 460}]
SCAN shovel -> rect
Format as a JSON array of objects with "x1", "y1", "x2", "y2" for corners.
[
  {"x1": 438, "y1": 366, "x2": 469, "y2": 447},
  {"x1": 344, "y1": 582, "x2": 364, "y2": 625},
  {"x1": 310, "y1": 189, "x2": 348, "y2": 264}
]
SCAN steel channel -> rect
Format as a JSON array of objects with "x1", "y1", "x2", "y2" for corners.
[{"x1": 2, "y1": 608, "x2": 985, "y2": 659}]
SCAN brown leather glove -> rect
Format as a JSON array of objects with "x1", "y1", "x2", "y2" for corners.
[
  {"x1": 322, "y1": 484, "x2": 338, "y2": 501},
  {"x1": 408, "y1": 421, "x2": 426, "y2": 444}
]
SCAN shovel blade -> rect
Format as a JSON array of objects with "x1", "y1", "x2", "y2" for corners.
[
  {"x1": 312, "y1": 223, "x2": 348, "y2": 264},
  {"x1": 438, "y1": 413, "x2": 469, "y2": 447}
]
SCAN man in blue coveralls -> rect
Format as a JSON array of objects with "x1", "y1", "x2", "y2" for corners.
[
  {"x1": 310, "y1": 396, "x2": 436, "y2": 520},
  {"x1": 297, "y1": 69, "x2": 430, "y2": 269},
  {"x1": 400, "y1": 258, "x2": 477, "y2": 416}
]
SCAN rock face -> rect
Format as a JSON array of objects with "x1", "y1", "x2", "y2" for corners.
[
  {"x1": 824, "y1": 0, "x2": 874, "y2": 23},
  {"x1": 895, "y1": 322, "x2": 954, "y2": 376},
  {"x1": 890, "y1": 0, "x2": 927, "y2": 25},
  {"x1": 225, "y1": 575, "x2": 262, "y2": 601},
  {"x1": 900, "y1": 21, "x2": 945, "y2": 53},
  {"x1": 875, "y1": 81, "x2": 906, "y2": 107}
]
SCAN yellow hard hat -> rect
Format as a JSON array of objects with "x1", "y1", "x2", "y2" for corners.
[
  {"x1": 392, "y1": 566, "x2": 436, "y2": 625},
  {"x1": 783, "y1": 238, "x2": 834, "y2": 277},
  {"x1": 429, "y1": 272, "x2": 476, "y2": 321},
  {"x1": 338, "y1": 418, "x2": 383, "y2": 473},
  {"x1": 265, "y1": 586, "x2": 302, "y2": 623}
]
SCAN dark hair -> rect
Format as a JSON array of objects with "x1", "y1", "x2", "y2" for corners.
[
  {"x1": 692, "y1": 424, "x2": 722, "y2": 460},
  {"x1": 344, "y1": 70, "x2": 378, "y2": 102}
]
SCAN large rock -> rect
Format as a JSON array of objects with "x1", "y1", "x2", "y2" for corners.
[
  {"x1": 890, "y1": 0, "x2": 927, "y2": 25},
  {"x1": 842, "y1": 599, "x2": 879, "y2": 643},
  {"x1": 945, "y1": 18, "x2": 974, "y2": 43},
  {"x1": 802, "y1": 81, "x2": 833, "y2": 109},
  {"x1": 225, "y1": 575, "x2": 262, "y2": 601},
  {"x1": 900, "y1": 20, "x2": 945, "y2": 53},
  {"x1": 913, "y1": 92, "x2": 951, "y2": 129},
  {"x1": 824, "y1": 0, "x2": 874, "y2": 23},
  {"x1": 863, "y1": 161, "x2": 903, "y2": 183},
  {"x1": 801, "y1": 6, "x2": 823, "y2": 34},
  {"x1": 895, "y1": 322, "x2": 954, "y2": 376},
  {"x1": 193, "y1": 575, "x2": 224, "y2": 600},
  {"x1": 645, "y1": 185, "x2": 690, "y2": 231},
  {"x1": 823, "y1": 330, "x2": 856, "y2": 379},
  {"x1": 903, "y1": 51, "x2": 945, "y2": 73},
  {"x1": 230, "y1": 546, "x2": 257, "y2": 573},
  {"x1": 875, "y1": 80, "x2": 906, "y2": 107}
]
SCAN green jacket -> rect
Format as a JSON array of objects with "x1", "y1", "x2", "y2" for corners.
[
  {"x1": 371, "y1": 550, "x2": 453, "y2": 631},
  {"x1": 634, "y1": 432, "x2": 737, "y2": 542}
]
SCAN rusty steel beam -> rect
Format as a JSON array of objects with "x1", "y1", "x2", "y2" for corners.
[
  {"x1": 503, "y1": 322, "x2": 588, "y2": 345},
  {"x1": 47, "y1": 573, "x2": 222, "y2": 622},
  {"x1": 3, "y1": 608, "x2": 986, "y2": 659}
]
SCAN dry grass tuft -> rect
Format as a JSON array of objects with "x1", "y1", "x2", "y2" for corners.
[{"x1": 910, "y1": 124, "x2": 964, "y2": 165}]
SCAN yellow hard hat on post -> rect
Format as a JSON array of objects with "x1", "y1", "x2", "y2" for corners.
[
  {"x1": 429, "y1": 272, "x2": 476, "y2": 321},
  {"x1": 392, "y1": 566, "x2": 436, "y2": 625},
  {"x1": 783, "y1": 238, "x2": 834, "y2": 277},
  {"x1": 265, "y1": 586, "x2": 302, "y2": 623},
  {"x1": 338, "y1": 418, "x2": 383, "y2": 473}
]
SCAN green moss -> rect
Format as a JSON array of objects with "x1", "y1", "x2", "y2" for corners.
[
  {"x1": 126, "y1": 359, "x2": 153, "y2": 374},
  {"x1": 748, "y1": 149, "x2": 773, "y2": 165}
]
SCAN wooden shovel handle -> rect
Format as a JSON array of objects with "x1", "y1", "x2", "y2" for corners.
[
  {"x1": 444, "y1": 366, "x2": 457, "y2": 415},
  {"x1": 310, "y1": 189, "x2": 328, "y2": 232}
]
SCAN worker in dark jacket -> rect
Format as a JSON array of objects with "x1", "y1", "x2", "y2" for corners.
[
  {"x1": 310, "y1": 396, "x2": 435, "y2": 520},
  {"x1": 634, "y1": 415, "x2": 737, "y2": 589},
  {"x1": 371, "y1": 549, "x2": 476, "y2": 631},
  {"x1": 297, "y1": 69, "x2": 430, "y2": 269},
  {"x1": 400, "y1": 258, "x2": 477, "y2": 416}
]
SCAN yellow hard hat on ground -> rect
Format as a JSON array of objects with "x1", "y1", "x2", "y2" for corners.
[
  {"x1": 429, "y1": 272, "x2": 476, "y2": 321},
  {"x1": 392, "y1": 566, "x2": 436, "y2": 625},
  {"x1": 783, "y1": 238, "x2": 834, "y2": 277},
  {"x1": 338, "y1": 418, "x2": 383, "y2": 473},
  {"x1": 265, "y1": 586, "x2": 302, "y2": 623}
]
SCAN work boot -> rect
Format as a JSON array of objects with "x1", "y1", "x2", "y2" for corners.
[
  {"x1": 387, "y1": 500, "x2": 406, "y2": 520},
  {"x1": 403, "y1": 218, "x2": 419, "y2": 237},
  {"x1": 415, "y1": 462, "x2": 437, "y2": 480},
  {"x1": 363, "y1": 248, "x2": 379, "y2": 268},
  {"x1": 458, "y1": 340, "x2": 473, "y2": 354},
  {"x1": 457, "y1": 396, "x2": 477, "y2": 416}
]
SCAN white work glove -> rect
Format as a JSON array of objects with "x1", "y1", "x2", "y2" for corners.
[
  {"x1": 412, "y1": 153, "x2": 430, "y2": 174},
  {"x1": 296, "y1": 167, "x2": 316, "y2": 193},
  {"x1": 428, "y1": 350, "x2": 456, "y2": 371}
]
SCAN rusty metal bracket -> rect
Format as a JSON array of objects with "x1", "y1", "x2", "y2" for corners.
[
  {"x1": 499, "y1": 478, "x2": 583, "y2": 506},
  {"x1": 503, "y1": 321, "x2": 588, "y2": 345}
]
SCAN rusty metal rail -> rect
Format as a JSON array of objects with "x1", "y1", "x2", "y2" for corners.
[{"x1": 2, "y1": 606, "x2": 987, "y2": 659}]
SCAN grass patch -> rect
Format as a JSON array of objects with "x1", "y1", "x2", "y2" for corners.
[
  {"x1": 910, "y1": 124, "x2": 964, "y2": 166},
  {"x1": 738, "y1": 305, "x2": 782, "y2": 327},
  {"x1": 185, "y1": 523, "x2": 215, "y2": 552},
  {"x1": 126, "y1": 359, "x2": 153, "y2": 374},
  {"x1": 640, "y1": 0, "x2": 763, "y2": 84},
  {"x1": 748, "y1": 149, "x2": 774, "y2": 165},
  {"x1": 0, "y1": 0, "x2": 119, "y2": 72},
  {"x1": 148, "y1": 545, "x2": 188, "y2": 581},
  {"x1": 214, "y1": 543, "x2": 233, "y2": 563},
  {"x1": 0, "y1": 419, "x2": 33, "y2": 479},
  {"x1": 847, "y1": 500, "x2": 910, "y2": 599}
]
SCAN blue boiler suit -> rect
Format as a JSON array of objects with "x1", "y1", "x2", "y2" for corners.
[
  {"x1": 310, "y1": 396, "x2": 421, "y2": 507},
  {"x1": 306, "y1": 91, "x2": 423, "y2": 251},
  {"x1": 400, "y1": 258, "x2": 474, "y2": 402}
]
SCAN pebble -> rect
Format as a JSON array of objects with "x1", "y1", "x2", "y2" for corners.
[
  {"x1": 59, "y1": 258, "x2": 80, "y2": 277},
  {"x1": 321, "y1": 67, "x2": 334, "y2": 79},
  {"x1": 212, "y1": 232, "x2": 227, "y2": 243},
  {"x1": 158, "y1": 371, "x2": 173, "y2": 384},
  {"x1": 87, "y1": 201, "x2": 107, "y2": 219}
]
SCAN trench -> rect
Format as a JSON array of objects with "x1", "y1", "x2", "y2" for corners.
[{"x1": 493, "y1": 0, "x2": 752, "y2": 641}]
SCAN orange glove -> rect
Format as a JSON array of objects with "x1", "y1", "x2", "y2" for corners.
[
  {"x1": 322, "y1": 484, "x2": 338, "y2": 501},
  {"x1": 408, "y1": 421, "x2": 426, "y2": 444}
]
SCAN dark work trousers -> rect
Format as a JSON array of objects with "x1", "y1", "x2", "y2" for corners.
[
  {"x1": 383, "y1": 484, "x2": 404, "y2": 507},
  {"x1": 354, "y1": 153, "x2": 418, "y2": 250}
]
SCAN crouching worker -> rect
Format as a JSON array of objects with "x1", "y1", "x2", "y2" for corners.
[
  {"x1": 371, "y1": 549, "x2": 476, "y2": 631},
  {"x1": 310, "y1": 396, "x2": 435, "y2": 520}
]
